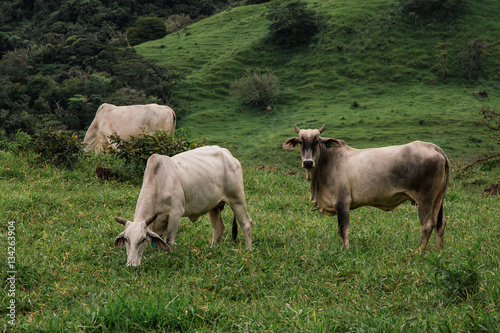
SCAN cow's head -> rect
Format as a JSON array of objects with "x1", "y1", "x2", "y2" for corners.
[
  {"x1": 283, "y1": 125, "x2": 343, "y2": 173},
  {"x1": 113, "y1": 213, "x2": 169, "y2": 266}
]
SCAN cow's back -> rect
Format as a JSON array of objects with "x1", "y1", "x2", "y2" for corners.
[
  {"x1": 84, "y1": 103, "x2": 176, "y2": 152},
  {"x1": 100, "y1": 103, "x2": 175, "y2": 139},
  {"x1": 172, "y1": 146, "x2": 244, "y2": 215}
]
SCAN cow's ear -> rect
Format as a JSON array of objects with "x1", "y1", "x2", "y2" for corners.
[
  {"x1": 283, "y1": 137, "x2": 300, "y2": 149},
  {"x1": 147, "y1": 229, "x2": 169, "y2": 251},
  {"x1": 321, "y1": 138, "x2": 344, "y2": 149},
  {"x1": 114, "y1": 231, "x2": 127, "y2": 249}
]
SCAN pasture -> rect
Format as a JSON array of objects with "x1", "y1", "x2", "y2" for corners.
[
  {"x1": 1, "y1": 150, "x2": 499, "y2": 331},
  {"x1": 1, "y1": 0, "x2": 500, "y2": 331}
]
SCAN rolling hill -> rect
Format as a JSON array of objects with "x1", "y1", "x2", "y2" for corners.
[{"x1": 136, "y1": 0, "x2": 500, "y2": 168}]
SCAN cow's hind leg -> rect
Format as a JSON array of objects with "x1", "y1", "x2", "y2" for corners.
[
  {"x1": 417, "y1": 200, "x2": 436, "y2": 250},
  {"x1": 208, "y1": 204, "x2": 225, "y2": 246},
  {"x1": 336, "y1": 202, "x2": 350, "y2": 248},
  {"x1": 229, "y1": 203, "x2": 253, "y2": 250},
  {"x1": 435, "y1": 202, "x2": 447, "y2": 249}
]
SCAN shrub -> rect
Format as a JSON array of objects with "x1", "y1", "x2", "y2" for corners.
[
  {"x1": 165, "y1": 14, "x2": 192, "y2": 38},
  {"x1": 244, "y1": 0, "x2": 271, "y2": 4},
  {"x1": 126, "y1": 17, "x2": 166, "y2": 46},
  {"x1": 400, "y1": 0, "x2": 467, "y2": 21},
  {"x1": 33, "y1": 128, "x2": 86, "y2": 169},
  {"x1": 266, "y1": 0, "x2": 318, "y2": 48},
  {"x1": 108, "y1": 128, "x2": 206, "y2": 179},
  {"x1": 230, "y1": 69, "x2": 281, "y2": 107},
  {"x1": 459, "y1": 40, "x2": 487, "y2": 80},
  {"x1": 0, "y1": 130, "x2": 33, "y2": 154}
]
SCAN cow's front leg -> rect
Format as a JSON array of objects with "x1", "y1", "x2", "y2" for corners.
[
  {"x1": 164, "y1": 214, "x2": 181, "y2": 251},
  {"x1": 335, "y1": 202, "x2": 350, "y2": 248},
  {"x1": 208, "y1": 206, "x2": 225, "y2": 246}
]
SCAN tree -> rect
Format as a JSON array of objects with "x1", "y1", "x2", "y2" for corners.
[
  {"x1": 165, "y1": 13, "x2": 191, "y2": 38},
  {"x1": 464, "y1": 106, "x2": 500, "y2": 171},
  {"x1": 459, "y1": 40, "x2": 487, "y2": 80},
  {"x1": 266, "y1": 0, "x2": 318, "y2": 48},
  {"x1": 126, "y1": 16, "x2": 166, "y2": 46}
]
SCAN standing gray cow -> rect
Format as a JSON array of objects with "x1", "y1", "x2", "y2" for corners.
[
  {"x1": 283, "y1": 125, "x2": 449, "y2": 250},
  {"x1": 114, "y1": 146, "x2": 253, "y2": 266},
  {"x1": 84, "y1": 103, "x2": 176, "y2": 152}
]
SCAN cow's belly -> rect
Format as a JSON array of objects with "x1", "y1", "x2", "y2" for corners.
[
  {"x1": 352, "y1": 192, "x2": 412, "y2": 211},
  {"x1": 182, "y1": 189, "x2": 225, "y2": 219}
]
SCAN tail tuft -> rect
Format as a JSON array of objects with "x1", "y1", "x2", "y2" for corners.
[
  {"x1": 436, "y1": 203, "x2": 444, "y2": 231},
  {"x1": 232, "y1": 216, "x2": 238, "y2": 241}
]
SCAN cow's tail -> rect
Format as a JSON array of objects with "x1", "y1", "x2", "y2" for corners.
[
  {"x1": 436, "y1": 147, "x2": 450, "y2": 232},
  {"x1": 436, "y1": 203, "x2": 444, "y2": 231},
  {"x1": 232, "y1": 215, "x2": 238, "y2": 241}
]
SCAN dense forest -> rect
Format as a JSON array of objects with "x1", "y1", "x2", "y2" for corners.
[{"x1": 0, "y1": 0, "x2": 241, "y2": 137}]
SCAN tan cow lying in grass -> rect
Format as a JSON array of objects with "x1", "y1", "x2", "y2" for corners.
[
  {"x1": 114, "y1": 146, "x2": 253, "y2": 266},
  {"x1": 284, "y1": 125, "x2": 450, "y2": 250}
]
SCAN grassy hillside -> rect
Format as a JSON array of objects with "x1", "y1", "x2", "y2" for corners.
[{"x1": 136, "y1": 0, "x2": 500, "y2": 168}]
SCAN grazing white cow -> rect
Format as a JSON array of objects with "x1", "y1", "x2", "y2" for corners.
[
  {"x1": 114, "y1": 146, "x2": 253, "y2": 266},
  {"x1": 283, "y1": 125, "x2": 450, "y2": 250},
  {"x1": 84, "y1": 103, "x2": 176, "y2": 152}
]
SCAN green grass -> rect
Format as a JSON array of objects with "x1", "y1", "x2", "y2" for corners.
[
  {"x1": 1, "y1": 151, "x2": 499, "y2": 331},
  {"x1": 136, "y1": 0, "x2": 500, "y2": 167}
]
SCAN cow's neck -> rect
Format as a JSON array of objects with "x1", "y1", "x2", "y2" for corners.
[
  {"x1": 308, "y1": 144, "x2": 330, "y2": 197},
  {"x1": 307, "y1": 145, "x2": 340, "y2": 215}
]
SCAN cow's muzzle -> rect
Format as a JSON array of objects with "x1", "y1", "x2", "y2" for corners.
[{"x1": 302, "y1": 160, "x2": 314, "y2": 169}]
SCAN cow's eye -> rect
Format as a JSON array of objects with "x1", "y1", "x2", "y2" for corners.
[
  {"x1": 139, "y1": 238, "x2": 146, "y2": 244},
  {"x1": 124, "y1": 237, "x2": 129, "y2": 243}
]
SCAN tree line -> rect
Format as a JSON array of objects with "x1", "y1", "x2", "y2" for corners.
[{"x1": 0, "y1": 0, "x2": 235, "y2": 138}]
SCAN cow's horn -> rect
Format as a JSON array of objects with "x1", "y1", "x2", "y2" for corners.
[
  {"x1": 318, "y1": 124, "x2": 326, "y2": 133},
  {"x1": 145, "y1": 213, "x2": 158, "y2": 226},
  {"x1": 115, "y1": 217, "x2": 128, "y2": 225},
  {"x1": 293, "y1": 125, "x2": 300, "y2": 134}
]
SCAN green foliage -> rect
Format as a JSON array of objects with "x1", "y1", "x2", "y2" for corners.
[
  {"x1": 127, "y1": 17, "x2": 166, "y2": 46},
  {"x1": 0, "y1": 130, "x2": 33, "y2": 154},
  {"x1": 244, "y1": 0, "x2": 271, "y2": 4},
  {"x1": 459, "y1": 40, "x2": 488, "y2": 80},
  {"x1": 434, "y1": 42, "x2": 452, "y2": 79},
  {"x1": 266, "y1": 0, "x2": 318, "y2": 48},
  {"x1": 32, "y1": 128, "x2": 86, "y2": 169},
  {"x1": 399, "y1": 0, "x2": 468, "y2": 21},
  {"x1": 165, "y1": 14, "x2": 192, "y2": 38},
  {"x1": 0, "y1": 33, "x2": 177, "y2": 135},
  {"x1": 230, "y1": 69, "x2": 281, "y2": 107},
  {"x1": 108, "y1": 128, "x2": 206, "y2": 178}
]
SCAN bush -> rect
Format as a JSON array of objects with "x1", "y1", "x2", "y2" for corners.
[
  {"x1": 459, "y1": 40, "x2": 488, "y2": 80},
  {"x1": 0, "y1": 130, "x2": 33, "y2": 154},
  {"x1": 33, "y1": 129, "x2": 86, "y2": 169},
  {"x1": 244, "y1": 0, "x2": 271, "y2": 4},
  {"x1": 266, "y1": 0, "x2": 318, "y2": 48},
  {"x1": 126, "y1": 17, "x2": 166, "y2": 46},
  {"x1": 165, "y1": 14, "x2": 192, "y2": 38},
  {"x1": 400, "y1": 0, "x2": 467, "y2": 21},
  {"x1": 108, "y1": 128, "x2": 206, "y2": 178},
  {"x1": 230, "y1": 69, "x2": 281, "y2": 107}
]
